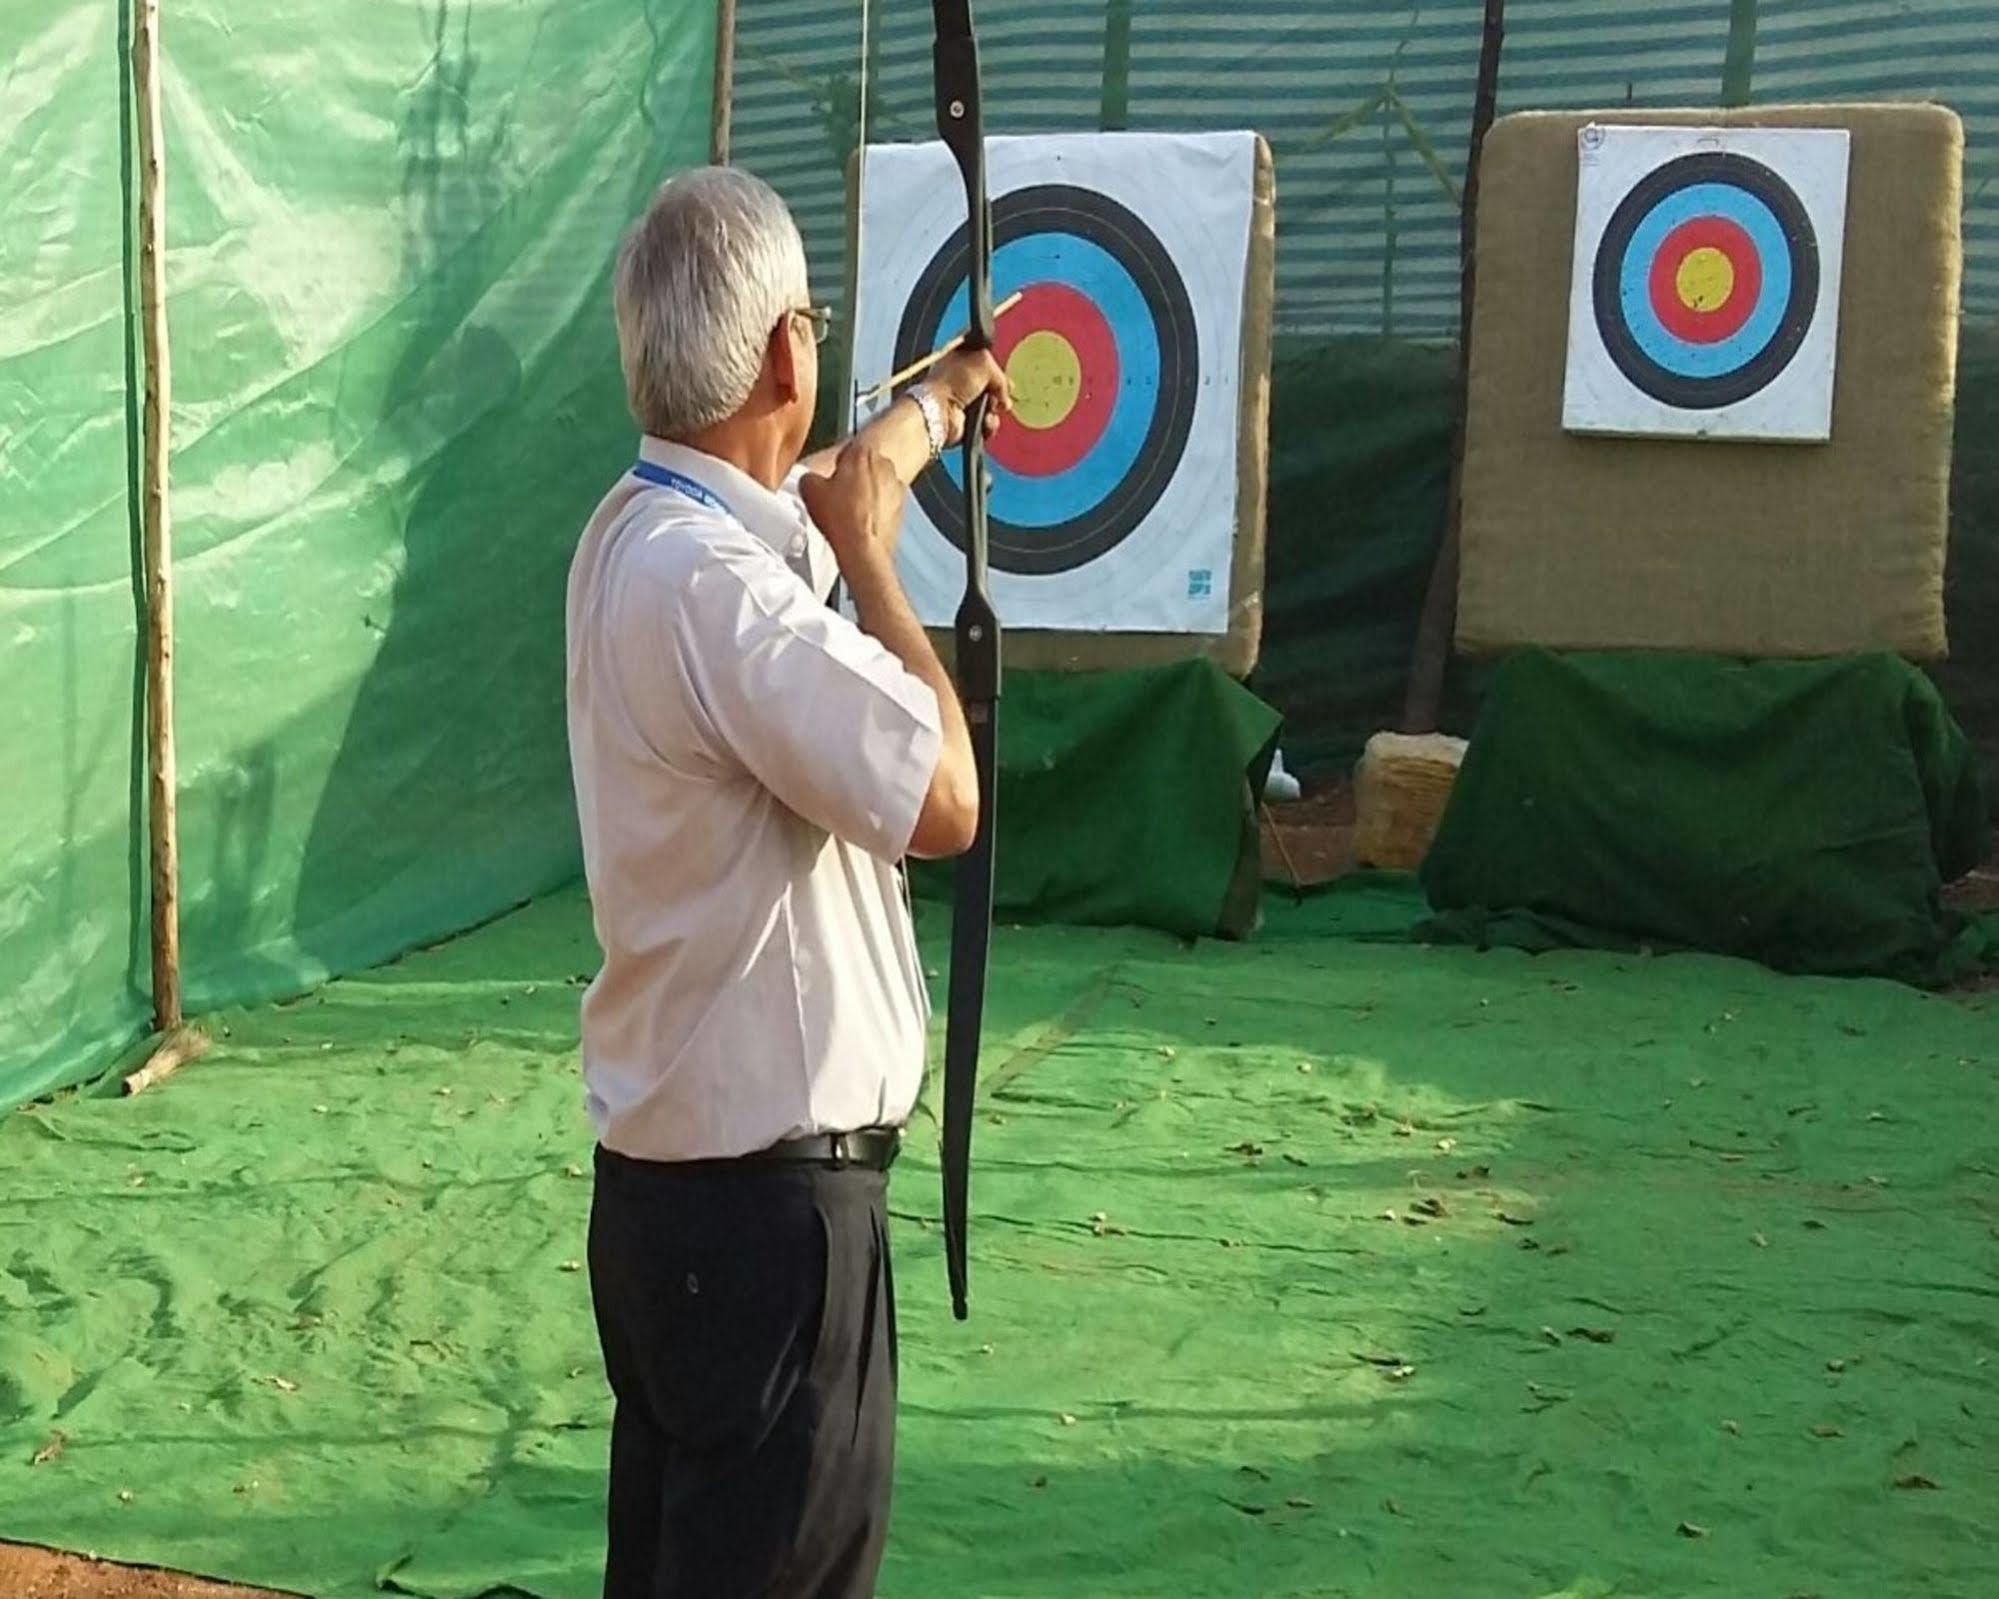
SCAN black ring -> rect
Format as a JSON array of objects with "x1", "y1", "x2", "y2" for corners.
[
  {"x1": 1591, "y1": 151, "x2": 1819, "y2": 411},
  {"x1": 894, "y1": 183, "x2": 1199, "y2": 576}
]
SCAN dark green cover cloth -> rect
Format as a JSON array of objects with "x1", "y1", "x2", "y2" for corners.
[
  {"x1": 912, "y1": 659, "x2": 1280, "y2": 939},
  {"x1": 1421, "y1": 650, "x2": 1997, "y2": 985}
]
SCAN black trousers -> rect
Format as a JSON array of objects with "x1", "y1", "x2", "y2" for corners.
[{"x1": 588, "y1": 1146, "x2": 898, "y2": 1599}]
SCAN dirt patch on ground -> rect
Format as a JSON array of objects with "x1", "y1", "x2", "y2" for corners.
[
  {"x1": 0, "y1": 1544, "x2": 283, "y2": 1599},
  {"x1": 1945, "y1": 865, "x2": 1999, "y2": 913},
  {"x1": 1260, "y1": 781, "x2": 1357, "y2": 887}
]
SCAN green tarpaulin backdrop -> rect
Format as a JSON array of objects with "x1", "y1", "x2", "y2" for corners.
[
  {"x1": 1, "y1": 0, "x2": 716, "y2": 1111},
  {"x1": 6, "y1": 2, "x2": 1999, "y2": 1109}
]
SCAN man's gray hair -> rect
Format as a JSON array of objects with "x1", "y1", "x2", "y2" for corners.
[{"x1": 614, "y1": 166, "x2": 811, "y2": 438}]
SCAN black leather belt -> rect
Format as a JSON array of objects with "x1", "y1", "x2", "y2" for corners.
[{"x1": 751, "y1": 1127, "x2": 902, "y2": 1171}]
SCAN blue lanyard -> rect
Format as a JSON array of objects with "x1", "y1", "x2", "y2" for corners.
[{"x1": 631, "y1": 458, "x2": 731, "y2": 516}]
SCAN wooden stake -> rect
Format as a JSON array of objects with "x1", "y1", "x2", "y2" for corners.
[
  {"x1": 135, "y1": 0, "x2": 184, "y2": 1041},
  {"x1": 123, "y1": 1027, "x2": 210, "y2": 1098},
  {"x1": 711, "y1": 0, "x2": 738, "y2": 162},
  {"x1": 1402, "y1": 0, "x2": 1505, "y2": 733}
]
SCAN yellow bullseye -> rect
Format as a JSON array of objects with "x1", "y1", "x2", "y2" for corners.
[
  {"x1": 1005, "y1": 330, "x2": 1082, "y2": 430},
  {"x1": 1675, "y1": 246, "x2": 1735, "y2": 313}
]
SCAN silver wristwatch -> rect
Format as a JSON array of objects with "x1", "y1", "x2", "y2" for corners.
[{"x1": 908, "y1": 383, "x2": 948, "y2": 461}]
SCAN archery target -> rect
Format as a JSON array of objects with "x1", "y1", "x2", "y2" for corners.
[
  {"x1": 853, "y1": 132, "x2": 1256, "y2": 633},
  {"x1": 1562, "y1": 126, "x2": 1849, "y2": 442}
]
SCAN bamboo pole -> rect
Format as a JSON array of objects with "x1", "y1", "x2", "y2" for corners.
[
  {"x1": 1401, "y1": 0, "x2": 1504, "y2": 733},
  {"x1": 128, "y1": 0, "x2": 202, "y2": 1095},
  {"x1": 1721, "y1": 0, "x2": 1760, "y2": 108},
  {"x1": 710, "y1": 0, "x2": 738, "y2": 163}
]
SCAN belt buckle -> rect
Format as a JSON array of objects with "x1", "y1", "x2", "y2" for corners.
[{"x1": 828, "y1": 1131, "x2": 852, "y2": 1170}]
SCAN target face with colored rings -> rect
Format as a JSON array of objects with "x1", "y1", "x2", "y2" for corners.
[
  {"x1": 1591, "y1": 151, "x2": 1821, "y2": 411},
  {"x1": 892, "y1": 184, "x2": 1198, "y2": 575}
]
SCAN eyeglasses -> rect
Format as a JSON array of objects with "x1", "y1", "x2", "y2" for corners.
[{"x1": 792, "y1": 304, "x2": 832, "y2": 346}]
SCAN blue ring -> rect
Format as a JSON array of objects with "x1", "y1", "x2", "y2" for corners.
[
  {"x1": 1616, "y1": 182, "x2": 1793, "y2": 380},
  {"x1": 935, "y1": 233, "x2": 1159, "y2": 531}
]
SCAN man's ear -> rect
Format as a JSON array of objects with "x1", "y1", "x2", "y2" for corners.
[{"x1": 767, "y1": 315, "x2": 801, "y2": 407}]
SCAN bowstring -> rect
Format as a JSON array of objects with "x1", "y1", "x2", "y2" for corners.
[{"x1": 849, "y1": 0, "x2": 873, "y2": 430}]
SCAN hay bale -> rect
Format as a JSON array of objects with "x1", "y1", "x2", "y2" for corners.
[{"x1": 1353, "y1": 733, "x2": 1468, "y2": 870}]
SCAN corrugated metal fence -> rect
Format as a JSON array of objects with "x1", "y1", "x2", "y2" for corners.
[{"x1": 731, "y1": 0, "x2": 1999, "y2": 341}]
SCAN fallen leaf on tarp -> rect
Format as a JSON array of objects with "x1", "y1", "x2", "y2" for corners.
[
  {"x1": 1286, "y1": 1496, "x2": 1314, "y2": 1509},
  {"x1": 1810, "y1": 1424, "x2": 1843, "y2": 1439},
  {"x1": 1238, "y1": 1464, "x2": 1271, "y2": 1480},
  {"x1": 1568, "y1": 1326, "x2": 1617, "y2": 1344},
  {"x1": 563, "y1": 1163, "x2": 586, "y2": 1179},
  {"x1": 1540, "y1": 1326, "x2": 1564, "y2": 1346},
  {"x1": 1354, "y1": 1351, "x2": 1410, "y2": 1368},
  {"x1": 1723, "y1": 1419, "x2": 1741, "y2": 1436},
  {"x1": 1058, "y1": 1413, "x2": 1077, "y2": 1427},
  {"x1": 1457, "y1": 1163, "x2": 1491, "y2": 1180},
  {"x1": 1282, "y1": 1152, "x2": 1310, "y2": 1167},
  {"x1": 1803, "y1": 1218, "x2": 1828, "y2": 1231},
  {"x1": 1436, "y1": 1136, "x2": 1458, "y2": 1152},
  {"x1": 1224, "y1": 1499, "x2": 1267, "y2": 1516},
  {"x1": 118, "y1": 1489, "x2": 133, "y2": 1505},
  {"x1": 1411, "y1": 1195, "x2": 1448, "y2": 1219},
  {"x1": 559, "y1": 1260, "x2": 582, "y2": 1273},
  {"x1": 1459, "y1": 1303, "x2": 1488, "y2": 1318},
  {"x1": 1228, "y1": 1141, "x2": 1265, "y2": 1158},
  {"x1": 1751, "y1": 1232, "x2": 1770, "y2": 1249},
  {"x1": 1893, "y1": 1473, "x2": 1940, "y2": 1491},
  {"x1": 1495, "y1": 1210, "x2": 1536, "y2": 1227},
  {"x1": 1826, "y1": 1358, "x2": 1849, "y2": 1373},
  {"x1": 264, "y1": 1374, "x2": 298, "y2": 1394},
  {"x1": 1383, "y1": 1364, "x2": 1416, "y2": 1383},
  {"x1": 30, "y1": 1431, "x2": 64, "y2": 1466},
  {"x1": 1030, "y1": 1475, "x2": 1048, "y2": 1489},
  {"x1": 1383, "y1": 1496, "x2": 1403, "y2": 1515},
  {"x1": 1676, "y1": 1521, "x2": 1708, "y2": 1539}
]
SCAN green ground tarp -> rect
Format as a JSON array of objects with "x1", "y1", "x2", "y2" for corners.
[
  {"x1": 909, "y1": 660, "x2": 1281, "y2": 940},
  {"x1": 4, "y1": 882, "x2": 1996, "y2": 1598},
  {"x1": 0, "y1": 0, "x2": 716, "y2": 1112},
  {"x1": 1421, "y1": 651, "x2": 1996, "y2": 985}
]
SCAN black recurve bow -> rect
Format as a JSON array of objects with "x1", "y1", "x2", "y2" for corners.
[{"x1": 931, "y1": 0, "x2": 996, "y2": 1321}]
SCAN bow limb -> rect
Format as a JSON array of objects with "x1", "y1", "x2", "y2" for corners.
[{"x1": 932, "y1": 0, "x2": 997, "y2": 1322}]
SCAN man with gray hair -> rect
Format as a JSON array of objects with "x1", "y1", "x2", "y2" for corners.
[{"x1": 567, "y1": 164, "x2": 1009, "y2": 1599}]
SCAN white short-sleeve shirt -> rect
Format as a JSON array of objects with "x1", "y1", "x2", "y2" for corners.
[{"x1": 565, "y1": 437, "x2": 942, "y2": 1162}]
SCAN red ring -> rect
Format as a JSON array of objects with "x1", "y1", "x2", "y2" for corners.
[
  {"x1": 1647, "y1": 215, "x2": 1761, "y2": 345},
  {"x1": 988, "y1": 282, "x2": 1119, "y2": 478}
]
